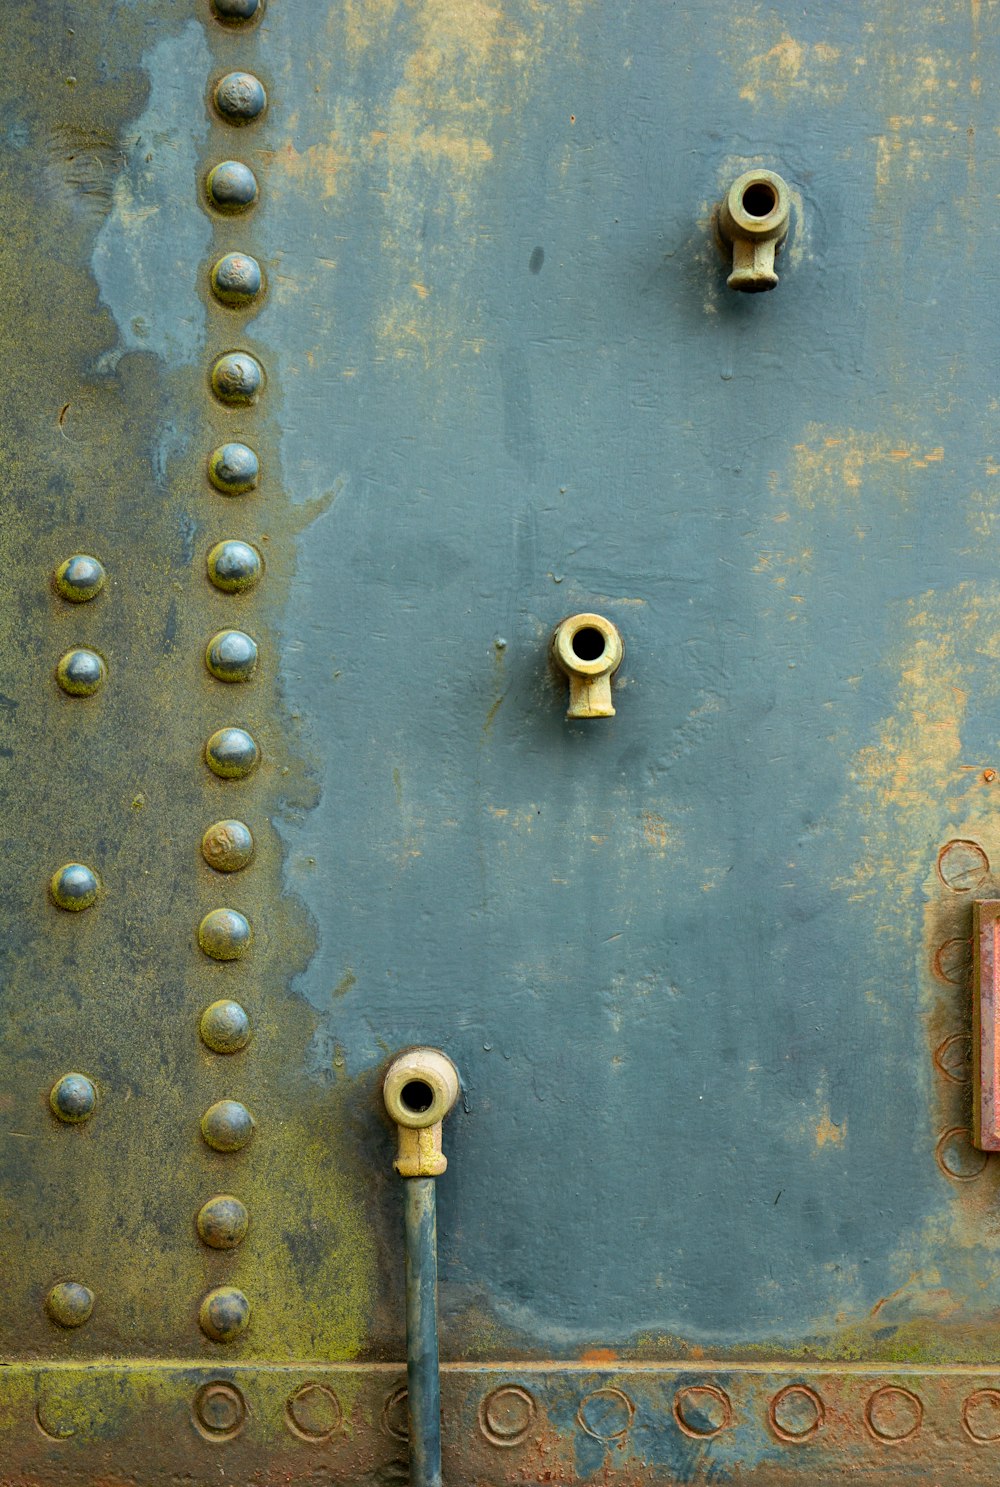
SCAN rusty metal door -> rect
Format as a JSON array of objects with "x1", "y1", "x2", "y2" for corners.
[{"x1": 2, "y1": 0, "x2": 999, "y2": 1482}]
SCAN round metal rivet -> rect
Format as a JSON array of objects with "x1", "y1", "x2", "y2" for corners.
[
  {"x1": 50, "y1": 862, "x2": 100, "y2": 911},
  {"x1": 200, "y1": 998, "x2": 252, "y2": 1053},
  {"x1": 214, "y1": 72, "x2": 266, "y2": 124},
  {"x1": 46, "y1": 1281, "x2": 94, "y2": 1328},
  {"x1": 211, "y1": 351, "x2": 264, "y2": 405},
  {"x1": 286, "y1": 1383, "x2": 342, "y2": 1442},
  {"x1": 199, "y1": 1286, "x2": 250, "y2": 1342},
  {"x1": 201, "y1": 1099, "x2": 255, "y2": 1152},
  {"x1": 206, "y1": 629, "x2": 258, "y2": 683},
  {"x1": 211, "y1": 253, "x2": 264, "y2": 307},
  {"x1": 193, "y1": 1380, "x2": 247, "y2": 1440},
  {"x1": 207, "y1": 541, "x2": 262, "y2": 593},
  {"x1": 206, "y1": 160, "x2": 259, "y2": 213},
  {"x1": 198, "y1": 907, "x2": 252, "y2": 960},
  {"x1": 197, "y1": 1194, "x2": 249, "y2": 1249},
  {"x1": 205, "y1": 726, "x2": 259, "y2": 779},
  {"x1": 208, "y1": 443, "x2": 259, "y2": 494},
  {"x1": 55, "y1": 554, "x2": 105, "y2": 602},
  {"x1": 56, "y1": 648, "x2": 106, "y2": 697},
  {"x1": 202, "y1": 820, "x2": 255, "y2": 874},
  {"x1": 49, "y1": 1073, "x2": 96, "y2": 1123}
]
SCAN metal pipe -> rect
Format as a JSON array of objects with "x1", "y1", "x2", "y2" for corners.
[
  {"x1": 404, "y1": 1176, "x2": 442, "y2": 1487},
  {"x1": 382, "y1": 1048, "x2": 460, "y2": 1487}
]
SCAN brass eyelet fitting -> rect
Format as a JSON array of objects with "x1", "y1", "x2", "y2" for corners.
[
  {"x1": 717, "y1": 169, "x2": 792, "y2": 293},
  {"x1": 383, "y1": 1048, "x2": 460, "y2": 1177},
  {"x1": 551, "y1": 613, "x2": 624, "y2": 720}
]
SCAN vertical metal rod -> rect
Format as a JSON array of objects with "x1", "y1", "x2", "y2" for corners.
[{"x1": 404, "y1": 1175, "x2": 442, "y2": 1487}]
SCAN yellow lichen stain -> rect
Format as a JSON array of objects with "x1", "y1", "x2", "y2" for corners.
[
  {"x1": 257, "y1": 138, "x2": 352, "y2": 200},
  {"x1": 641, "y1": 811, "x2": 678, "y2": 853},
  {"x1": 788, "y1": 426, "x2": 945, "y2": 510},
  {"x1": 833, "y1": 584, "x2": 1000, "y2": 933},
  {"x1": 348, "y1": 0, "x2": 586, "y2": 373},
  {"x1": 815, "y1": 1107, "x2": 846, "y2": 1148},
  {"x1": 727, "y1": 9, "x2": 846, "y2": 106}
]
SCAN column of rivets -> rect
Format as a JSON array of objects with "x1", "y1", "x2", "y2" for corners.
[
  {"x1": 45, "y1": 555, "x2": 108, "y2": 1324},
  {"x1": 196, "y1": 1, "x2": 268, "y2": 1348}
]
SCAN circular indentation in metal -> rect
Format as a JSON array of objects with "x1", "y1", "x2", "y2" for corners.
[
  {"x1": 672, "y1": 1385, "x2": 732, "y2": 1439},
  {"x1": 197, "y1": 1194, "x2": 249, "y2": 1249},
  {"x1": 56, "y1": 647, "x2": 106, "y2": 697},
  {"x1": 206, "y1": 629, "x2": 258, "y2": 683},
  {"x1": 46, "y1": 1281, "x2": 94, "y2": 1328},
  {"x1": 211, "y1": 253, "x2": 264, "y2": 308},
  {"x1": 206, "y1": 160, "x2": 259, "y2": 212},
  {"x1": 936, "y1": 1126, "x2": 988, "y2": 1181},
  {"x1": 193, "y1": 1380, "x2": 246, "y2": 1440},
  {"x1": 865, "y1": 1386, "x2": 923, "y2": 1443},
  {"x1": 199, "y1": 907, "x2": 252, "y2": 961},
  {"x1": 933, "y1": 1033, "x2": 972, "y2": 1084},
  {"x1": 382, "y1": 1387, "x2": 409, "y2": 1440},
  {"x1": 577, "y1": 1387, "x2": 634, "y2": 1441},
  {"x1": 205, "y1": 726, "x2": 259, "y2": 779},
  {"x1": 769, "y1": 1385, "x2": 824, "y2": 1442},
  {"x1": 214, "y1": 72, "x2": 267, "y2": 124},
  {"x1": 211, "y1": 0, "x2": 261, "y2": 21},
  {"x1": 34, "y1": 1396, "x2": 76, "y2": 1440},
  {"x1": 209, "y1": 443, "x2": 259, "y2": 494},
  {"x1": 55, "y1": 554, "x2": 105, "y2": 602},
  {"x1": 212, "y1": 350, "x2": 264, "y2": 405},
  {"x1": 202, "y1": 819, "x2": 255, "y2": 873},
  {"x1": 286, "y1": 1383, "x2": 343, "y2": 1442},
  {"x1": 207, "y1": 541, "x2": 262, "y2": 593},
  {"x1": 200, "y1": 998, "x2": 252, "y2": 1053},
  {"x1": 199, "y1": 1286, "x2": 250, "y2": 1342},
  {"x1": 478, "y1": 1385, "x2": 536, "y2": 1446},
  {"x1": 201, "y1": 1099, "x2": 255, "y2": 1152},
  {"x1": 49, "y1": 1073, "x2": 96, "y2": 1123},
  {"x1": 50, "y1": 862, "x2": 100, "y2": 911},
  {"x1": 963, "y1": 1388, "x2": 1000, "y2": 1442},
  {"x1": 933, "y1": 936, "x2": 972, "y2": 985},
  {"x1": 937, "y1": 839, "x2": 990, "y2": 892}
]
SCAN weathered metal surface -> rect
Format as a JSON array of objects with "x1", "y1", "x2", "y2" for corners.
[
  {"x1": 2, "y1": 0, "x2": 1000, "y2": 1480},
  {"x1": 2, "y1": 1363, "x2": 1000, "y2": 1483},
  {"x1": 972, "y1": 899, "x2": 1000, "y2": 1150}
]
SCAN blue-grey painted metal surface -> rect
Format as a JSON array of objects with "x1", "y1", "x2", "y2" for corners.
[{"x1": 1, "y1": 0, "x2": 999, "y2": 1479}]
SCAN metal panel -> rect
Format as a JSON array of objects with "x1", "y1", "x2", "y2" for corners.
[{"x1": 1, "y1": 0, "x2": 999, "y2": 1480}]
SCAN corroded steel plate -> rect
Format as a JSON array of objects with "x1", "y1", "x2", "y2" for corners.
[{"x1": 2, "y1": 0, "x2": 1000, "y2": 1481}]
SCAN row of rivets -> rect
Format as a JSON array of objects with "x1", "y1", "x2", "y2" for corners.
[
  {"x1": 51, "y1": 555, "x2": 263, "y2": 699},
  {"x1": 48, "y1": 1073, "x2": 254, "y2": 1150},
  {"x1": 48, "y1": 852, "x2": 260, "y2": 912},
  {"x1": 53, "y1": 555, "x2": 108, "y2": 698},
  {"x1": 41, "y1": 12, "x2": 271, "y2": 1344},
  {"x1": 192, "y1": 4, "x2": 271, "y2": 1349}
]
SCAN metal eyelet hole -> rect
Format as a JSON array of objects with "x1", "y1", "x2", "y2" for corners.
[
  {"x1": 400, "y1": 1079, "x2": 435, "y2": 1115},
  {"x1": 571, "y1": 626, "x2": 607, "y2": 662},
  {"x1": 742, "y1": 181, "x2": 777, "y2": 218}
]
